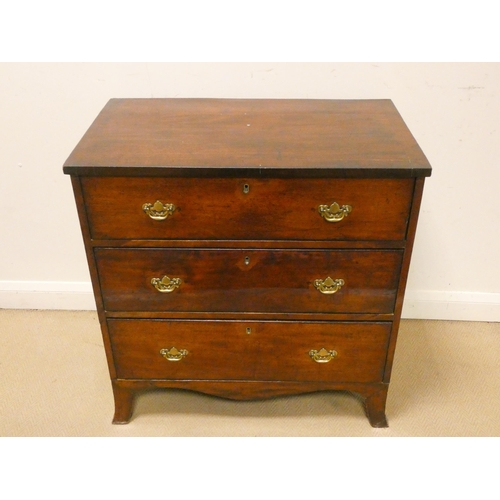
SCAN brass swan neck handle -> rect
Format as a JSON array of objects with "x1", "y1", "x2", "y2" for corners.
[
  {"x1": 318, "y1": 202, "x2": 352, "y2": 222},
  {"x1": 313, "y1": 277, "x2": 345, "y2": 294},
  {"x1": 143, "y1": 200, "x2": 176, "y2": 220}
]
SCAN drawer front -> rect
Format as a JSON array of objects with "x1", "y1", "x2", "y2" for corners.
[
  {"x1": 108, "y1": 320, "x2": 391, "y2": 383},
  {"x1": 95, "y1": 248, "x2": 403, "y2": 314},
  {"x1": 82, "y1": 177, "x2": 413, "y2": 241}
]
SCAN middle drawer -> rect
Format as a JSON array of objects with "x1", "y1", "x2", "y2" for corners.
[{"x1": 95, "y1": 249, "x2": 403, "y2": 314}]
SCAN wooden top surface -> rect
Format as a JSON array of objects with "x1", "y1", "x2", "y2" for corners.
[{"x1": 63, "y1": 98, "x2": 432, "y2": 177}]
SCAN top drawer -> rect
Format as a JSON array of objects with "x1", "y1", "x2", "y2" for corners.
[{"x1": 81, "y1": 177, "x2": 414, "y2": 241}]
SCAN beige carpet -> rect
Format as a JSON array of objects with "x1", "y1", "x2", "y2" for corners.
[{"x1": 1, "y1": 309, "x2": 499, "y2": 436}]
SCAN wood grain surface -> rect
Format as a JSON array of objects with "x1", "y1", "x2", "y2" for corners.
[
  {"x1": 82, "y1": 176, "x2": 414, "y2": 241},
  {"x1": 95, "y1": 248, "x2": 403, "y2": 314},
  {"x1": 64, "y1": 98, "x2": 432, "y2": 177},
  {"x1": 108, "y1": 319, "x2": 391, "y2": 383}
]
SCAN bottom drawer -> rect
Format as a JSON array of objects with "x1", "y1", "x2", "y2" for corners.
[{"x1": 108, "y1": 320, "x2": 391, "y2": 383}]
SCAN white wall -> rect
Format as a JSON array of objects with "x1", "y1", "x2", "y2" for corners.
[{"x1": 1, "y1": 62, "x2": 499, "y2": 320}]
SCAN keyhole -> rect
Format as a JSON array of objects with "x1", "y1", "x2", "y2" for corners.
[
  {"x1": 243, "y1": 183, "x2": 250, "y2": 194},
  {"x1": 244, "y1": 256, "x2": 250, "y2": 265},
  {"x1": 246, "y1": 327, "x2": 252, "y2": 335}
]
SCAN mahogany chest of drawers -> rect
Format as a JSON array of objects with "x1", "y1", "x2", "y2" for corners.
[{"x1": 64, "y1": 98, "x2": 431, "y2": 427}]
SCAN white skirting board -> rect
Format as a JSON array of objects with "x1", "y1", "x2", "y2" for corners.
[
  {"x1": 0, "y1": 281, "x2": 96, "y2": 311},
  {"x1": 0, "y1": 281, "x2": 499, "y2": 322},
  {"x1": 401, "y1": 291, "x2": 500, "y2": 322}
]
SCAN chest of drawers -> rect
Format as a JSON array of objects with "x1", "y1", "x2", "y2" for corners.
[{"x1": 64, "y1": 98, "x2": 431, "y2": 427}]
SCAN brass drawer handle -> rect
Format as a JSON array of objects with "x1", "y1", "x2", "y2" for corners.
[
  {"x1": 313, "y1": 277, "x2": 344, "y2": 294},
  {"x1": 318, "y1": 202, "x2": 352, "y2": 222},
  {"x1": 309, "y1": 348, "x2": 338, "y2": 363},
  {"x1": 160, "y1": 347, "x2": 188, "y2": 362},
  {"x1": 143, "y1": 200, "x2": 176, "y2": 220},
  {"x1": 151, "y1": 276, "x2": 182, "y2": 293}
]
